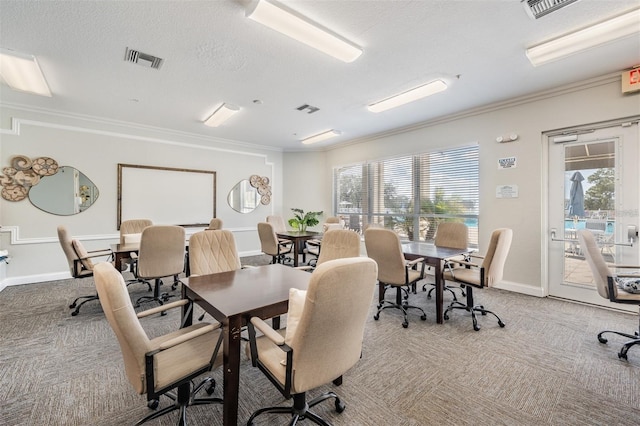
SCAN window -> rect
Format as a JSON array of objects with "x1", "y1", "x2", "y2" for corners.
[{"x1": 334, "y1": 144, "x2": 479, "y2": 246}]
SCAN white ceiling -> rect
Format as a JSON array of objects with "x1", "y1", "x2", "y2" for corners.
[{"x1": 1, "y1": 0, "x2": 639, "y2": 151}]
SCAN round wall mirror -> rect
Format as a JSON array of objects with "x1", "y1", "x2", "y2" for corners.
[
  {"x1": 227, "y1": 179, "x2": 260, "y2": 214},
  {"x1": 29, "y1": 166, "x2": 99, "y2": 215}
]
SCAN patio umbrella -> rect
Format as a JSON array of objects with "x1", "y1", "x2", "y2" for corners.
[{"x1": 568, "y1": 171, "x2": 585, "y2": 217}]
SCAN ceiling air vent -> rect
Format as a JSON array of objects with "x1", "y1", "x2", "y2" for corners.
[
  {"x1": 296, "y1": 104, "x2": 320, "y2": 114},
  {"x1": 124, "y1": 48, "x2": 163, "y2": 69},
  {"x1": 522, "y1": 0, "x2": 581, "y2": 19}
]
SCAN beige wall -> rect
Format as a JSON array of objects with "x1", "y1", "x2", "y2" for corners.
[
  {"x1": 283, "y1": 75, "x2": 640, "y2": 296},
  {"x1": 0, "y1": 106, "x2": 283, "y2": 286}
]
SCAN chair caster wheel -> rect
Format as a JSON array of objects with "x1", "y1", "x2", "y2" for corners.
[
  {"x1": 71, "y1": 311, "x2": 79, "y2": 316},
  {"x1": 69, "y1": 303, "x2": 76, "y2": 309},
  {"x1": 420, "y1": 315, "x2": 427, "y2": 321},
  {"x1": 473, "y1": 325, "x2": 480, "y2": 331},
  {"x1": 160, "y1": 311, "x2": 167, "y2": 316},
  {"x1": 498, "y1": 321, "x2": 505, "y2": 328},
  {"x1": 335, "y1": 398, "x2": 346, "y2": 413},
  {"x1": 402, "y1": 321, "x2": 408, "y2": 328},
  {"x1": 205, "y1": 380, "x2": 216, "y2": 395},
  {"x1": 598, "y1": 336, "x2": 608, "y2": 344},
  {"x1": 148, "y1": 399, "x2": 159, "y2": 410},
  {"x1": 373, "y1": 314, "x2": 380, "y2": 320},
  {"x1": 443, "y1": 314, "x2": 449, "y2": 320},
  {"x1": 619, "y1": 352, "x2": 628, "y2": 360}
]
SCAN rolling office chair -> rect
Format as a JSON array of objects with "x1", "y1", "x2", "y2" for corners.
[
  {"x1": 119, "y1": 219, "x2": 153, "y2": 290},
  {"x1": 299, "y1": 229, "x2": 361, "y2": 271},
  {"x1": 578, "y1": 229, "x2": 640, "y2": 360},
  {"x1": 57, "y1": 225, "x2": 113, "y2": 316},
  {"x1": 246, "y1": 258, "x2": 377, "y2": 426},
  {"x1": 93, "y1": 262, "x2": 223, "y2": 425},
  {"x1": 422, "y1": 222, "x2": 469, "y2": 301},
  {"x1": 258, "y1": 222, "x2": 293, "y2": 264},
  {"x1": 364, "y1": 227, "x2": 428, "y2": 328},
  {"x1": 206, "y1": 218, "x2": 223, "y2": 230},
  {"x1": 443, "y1": 228, "x2": 512, "y2": 331},
  {"x1": 133, "y1": 225, "x2": 186, "y2": 309}
]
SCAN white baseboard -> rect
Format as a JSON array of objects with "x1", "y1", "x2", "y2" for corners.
[{"x1": 494, "y1": 280, "x2": 546, "y2": 297}]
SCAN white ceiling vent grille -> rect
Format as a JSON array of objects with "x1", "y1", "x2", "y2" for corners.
[
  {"x1": 124, "y1": 48, "x2": 163, "y2": 69},
  {"x1": 522, "y1": 0, "x2": 581, "y2": 19}
]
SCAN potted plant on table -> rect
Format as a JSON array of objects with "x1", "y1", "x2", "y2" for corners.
[{"x1": 288, "y1": 208, "x2": 323, "y2": 232}]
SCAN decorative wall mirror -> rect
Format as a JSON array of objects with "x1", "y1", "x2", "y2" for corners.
[
  {"x1": 227, "y1": 175, "x2": 271, "y2": 213},
  {"x1": 228, "y1": 179, "x2": 261, "y2": 213},
  {"x1": 29, "y1": 166, "x2": 100, "y2": 215}
]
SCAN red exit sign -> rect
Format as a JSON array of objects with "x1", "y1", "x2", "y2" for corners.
[{"x1": 621, "y1": 68, "x2": 640, "y2": 93}]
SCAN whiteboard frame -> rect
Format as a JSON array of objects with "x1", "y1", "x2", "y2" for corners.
[{"x1": 117, "y1": 163, "x2": 216, "y2": 229}]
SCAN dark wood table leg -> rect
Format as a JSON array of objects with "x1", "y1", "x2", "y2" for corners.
[
  {"x1": 292, "y1": 240, "x2": 300, "y2": 267},
  {"x1": 434, "y1": 260, "x2": 444, "y2": 324},
  {"x1": 223, "y1": 315, "x2": 242, "y2": 426}
]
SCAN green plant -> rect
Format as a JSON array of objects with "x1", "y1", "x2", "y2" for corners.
[{"x1": 288, "y1": 208, "x2": 323, "y2": 232}]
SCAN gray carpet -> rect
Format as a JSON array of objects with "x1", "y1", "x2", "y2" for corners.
[{"x1": 1, "y1": 255, "x2": 640, "y2": 425}]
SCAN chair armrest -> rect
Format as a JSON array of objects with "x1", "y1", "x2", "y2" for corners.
[
  {"x1": 452, "y1": 259, "x2": 480, "y2": 268},
  {"x1": 137, "y1": 299, "x2": 189, "y2": 318},
  {"x1": 250, "y1": 317, "x2": 285, "y2": 345},
  {"x1": 157, "y1": 323, "x2": 218, "y2": 351},
  {"x1": 609, "y1": 264, "x2": 640, "y2": 270},
  {"x1": 241, "y1": 265, "x2": 256, "y2": 269},
  {"x1": 406, "y1": 257, "x2": 425, "y2": 267},
  {"x1": 294, "y1": 265, "x2": 314, "y2": 271},
  {"x1": 86, "y1": 248, "x2": 113, "y2": 256}
]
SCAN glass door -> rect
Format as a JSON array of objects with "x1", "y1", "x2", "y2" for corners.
[{"x1": 548, "y1": 121, "x2": 639, "y2": 309}]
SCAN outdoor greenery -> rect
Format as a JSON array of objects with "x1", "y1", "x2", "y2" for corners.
[
  {"x1": 288, "y1": 208, "x2": 323, "y2": 232},
  {"x1": 584, "y1": 168, "x2": 614, "y2": 211}
]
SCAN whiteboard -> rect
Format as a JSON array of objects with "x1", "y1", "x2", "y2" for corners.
[{"x1": 117, "y1": 164, "x2": 216, "y2": 229}]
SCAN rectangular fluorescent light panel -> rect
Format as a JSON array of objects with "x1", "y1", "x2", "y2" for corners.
[
  {"x1": 0, "y1": 49, "x2": 51, "y2": 97},
  {"x1": 367, "y1": 79, "x2": 448, "y2": 113},
  {"x1": 246, "y1": 0, "x2": 362, "y2": 63},
  {"x1": 526, "y1": 8, "x2": 640, "y2": 66},
  {"x1": 301, "y1": 129, "x2": 341, "y2": 145},
  {"x1": 203, "y1": 103, "x2": 240, "y2": 127}
]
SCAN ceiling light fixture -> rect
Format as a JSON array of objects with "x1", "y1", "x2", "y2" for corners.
[
  {"x1": 301, "y1": 129, "x2": 341, "y2": 145},
  {"x1": 203, "y1": 103, "x2": 240, "y2": 127},
  {"x1": 0, "y1": 48, "x2": 51, "y2": 97},
  {"x1": 526, "y1": 8, "x2": 640, "y2": 66},
  {"x1": 246, "y1": 0, "x2": 362, "y2": 63},
  {"x1": 367, "y1": 79, "x2": 448, "y2": 113}
]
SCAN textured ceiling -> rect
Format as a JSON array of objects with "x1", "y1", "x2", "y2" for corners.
[{"x1": 1, "y1": 0, "x2": 639, "y2": 151}]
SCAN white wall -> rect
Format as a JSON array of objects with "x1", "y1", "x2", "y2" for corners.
[
  {"x1": 283, "y1": 75, "x2": 640, "y2": 296},
  {"x1": 0, "y1": 106, "x2": 284, "y2": 286}
]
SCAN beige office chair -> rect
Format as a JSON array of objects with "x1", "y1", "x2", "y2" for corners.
[
  {"x1": 246, "y1": 257, "x2": 377, "y2": 426},
  {"x1": 443, "y1": 228, "x2": 512, "y2": 331},
  {"x1": 301, "y1": 229, "x2": 360, "y2": 270},
  {"x1": 266, "y1": 215, "x2": 288, "y2": 233},
  {"x1": 189, "y1": 229, "x2": 241, "y2": 276},
  {"x1": 119, "y1": 219, "x2": 153, "y2": 290},
  {"x1": 57, "y1": 225, "x2": 113, "y2": 316},
  {"x1": 364, "y1": 227, "x2": 428, "y2": 328},
  {"x1": 578, "y1": 229, "x2": 640, "y2": 360},
  {"x1": 422, "y1": 222, "x2": 469, "y2": 301},
  {"x1": 306, "y1": 223, "x2": 346, "y2": 265},
  {"x1": 206, "y1": 218, "x2": 223, "y2": 230},
  {"x1": 134, "y1": 225, "x2": 186, "y2": 309},
  {"x1": 93, "y1": 262, "x2": 223, "y2": 425},
  {"x1": 258, "y1": 222, "x2": 293, "y2": 264}
]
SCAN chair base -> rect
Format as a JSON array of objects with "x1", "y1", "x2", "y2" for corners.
[
  {"x1": 422, "y1": 283, "x2": 465, "y2": 302},
  {"x1": 135, "y1": 378, "x2": 222, "y2": 426},
  {"x1": 374, "y1": 286, "x2": 427, "y2": 328},
  {"x1": 247, "y1": 391, "x2": 344, "y2": 426},
  {"x1": 443, "y1": 285, "x2": 505, "y2": 331},
  {"x1": 598, "y1": 330, "x2": 640, "y2": 360},
  {"x1": 135, "y1": 278, "x2": 176, "y2": 312},
  {"x1": 69, "y1": 293, "x2": 99, "y2": 316}
]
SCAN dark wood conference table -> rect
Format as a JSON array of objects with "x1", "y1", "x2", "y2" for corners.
[
  {"x1": 402, "y1": 242, "x2": 473, "y2": 324},
  {"x1": 181, "y1": 264, "x2": 312, "y2": 426},
  {"x1": 276, "y1": 230, "x2": 322, "y2": 267}
]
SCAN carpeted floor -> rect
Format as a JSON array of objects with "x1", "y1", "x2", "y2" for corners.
[{"x1": 1, "y1": 255, "x2": 640, "y2": 425}]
